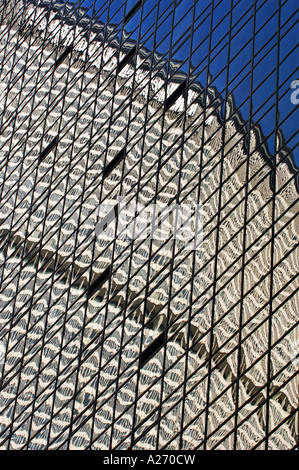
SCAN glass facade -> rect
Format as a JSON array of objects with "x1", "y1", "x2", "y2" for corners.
[{"x1": 0, "y1": 0, "x2": 298, "y2": 450}]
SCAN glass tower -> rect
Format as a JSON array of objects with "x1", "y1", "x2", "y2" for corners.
[{"x1": 0, "y1": 0, "x2": 298, "y2": 450}]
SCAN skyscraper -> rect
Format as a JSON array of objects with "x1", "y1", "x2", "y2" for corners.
[{"x1": 0, "y1": 0, "x2": 298, "y2": 450}]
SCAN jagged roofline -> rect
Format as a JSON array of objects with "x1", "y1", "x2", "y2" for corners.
[
  {"x1": 20, "y1": 0, "x2": 299, "y2": 193},
  {"x1": 0, "y1": 1, "x2": 297, "y2": 449},
  {"x1": 3, "y1": 0, "x2": 297, "y2": 373}
]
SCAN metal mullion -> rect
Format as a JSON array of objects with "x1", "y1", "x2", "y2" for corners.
[
  {"x1": 89, "y1": 200, "x2": 298, "y2": 379},
  {"x1": 66, "y1": 0, "x2": 130, "y2": 448},
  {"x1": 207, "y1": 368, "x2": 299, "y2": 450},
  {"x1": 89, "y1": 0, "x2": 111, "y2": 20},
  {"x1": 0, "y1": 0, "x2": 44, "y2": 91},
  {"x1": 96, "y1": 2, "x2": 141, "y2": 445},
  {"x1": 198, "y1": 353, "x2": 299, "y2": 448},
  {"x1": 44, "y1": 73, "x2": 93, "y2": 454},
  {"x1": 12, "y1": 3, "x2": 288, "y2": 450},
  {"x1": 3, "y1": 0, "x2": 71, "y2": 448},
  {"x1": 132, "y1": 282, "x2": 298, "y2": 447},
  {"x1": 201, "y1": 360, "x2": 299, "y2": 448},
  {"x1": 252, "y1": 405, "x2": 299, "y2": 451},
  {"x1": 0, "y1": 99, "x2": 226, "y2": 290},
  {"x1": 264, "y1": 1, "x2": 281, "y2": 450},
  {"x1": 50, "y1": 0, "x2": 128, "y2": 448},
  {"x1": 2, "y1": 53, "x2": 296, "y2": 282},
  {"x1": 93, "y1": 285, "x2": 295, "y2": 449},
  {"x1": 203, "y1": 0, "x2": 233, "y2": 449},
  {"x1": 0, "y1": 9, "x2": 106, "y2": 185},
  {"x1": 169, "y1": 27, "x2": 191, "y2": 64},
  {"x1": 168, "y1": 1, "x2": 195, "y2": 55},
  {"x1": 155, "y1": 0, "x2": 191, "y2": 448},
  {"x1": 0, "y1": 5, "x2": 130, "y2": 154},
  {"x1": 0, "y1": 0, "x2": 103, "y2": 134},
  {"x1": 0, "y1": 2, "x2": 64, "y2": 97},
  {"x1": 93, "y1": 44, "x2": 299, "y2": 224},
  {"x1": 0, "y1": 23, "x2": 298, "y2": 392},
  {"x1": 1, "y1": 147, "x2": 296, "y2": 386},
  {"x1": 189, "y1": 19, "x2": 296, "y2": 157},
  {"x1": 0, "y1": 0, "x2": 71, "y2": 241},
  {"x1": 0, "y1": 36, "x2": 213, "y2": 324},
  {"x1": 51, "y1": 277, "x2": 299, "y2": 450},
  {"x1": 0, "y1": 0, "x2": 118, "y2": 173},
  {"x1": 0, "y1": 31, "x2": 52, "y2": 282},
  {"x1": 225, "y1": 17, "x2": 296, "y2": 121},
  {"x1": 0, "y1": 126, "x2": 296, "y2": 352},
  {"x1": 120, "y1": 0, "x2": 143, "y2": 45},
  {"x1": 0, "y1": 0, "x2": 23, "y2": 53},
  {"x1": 186, "y1": 0, "x2": 292, "y2": 128},
  {"x1": 83, "y1": 0, "x2": 129, "y2": 445},
  {"x1": 74, "y1": 187, "x2": 297, "y2": 390},
  {"x1": 203, "y1": 0, "x2": 284, "y2": 97},
  {"x1": 60, "y1": 27, "x2": 102, "y2": 451},
  {"x1": 113, "y1": 310, "x2": 299, "y2": 449},
  {"x1": 0, "y1": 30, "x2": 211, "y2": 378},
  {"x1": 0, "y1": 23, "x2": 91, "y2": 215},
  {"x1": 6, "y1": 10, "x2": 73, "y2": 324},
  {"x1": 1, "y1": 2, "x2": 294, "y2": 237},
  {"x1": 4, "y1": 26, "x2": 60, "y2": 451},
  {"x1": 201, "y1": 74, "x2": 298, "y2": 199},
  {"x1": 68, "y1": 288, "x2": 299, "y2": 445},
  {"x1": 0, "y1": 0, "x2": 158, "y2": 150},
  {"x1": 0, "y1": 0, "x2": 288, "y2": 162},
  {"x1": 5, "y1": 192, "x2": 298, "y2": 448},
  {"x1": 15, "y1": 0, "x2": 251, "y2": 444},
  {"x1": 24, "y1": 5, "x2": 85, "y2": 450},
  {"x1": 2, "y1": 0, "x2": 206, "y2": 157},
  {"x1": 159, "y1": 323, "x2": 299, "y2": 451},
  {"x1": 0, "y1": 0, "x2": 55, "y2": 390},
  {"x1": 207, "y1": 0, "x2": 281, "y2": 81},
  {"x1": 0, "y1": 2, "x2": 33, "y2": 125},
  {"x1": 126, "y1": 273, "x2": 299, "y2": 448},
  {"x1": 124, "y1": 0, "x2": 168, "y2": 54},
  {"x1": 129, "y1": 0, "x2": 177, "y2": 449},
  {"x1": 3, "y1": 242, "x2": 297, "y2": 448},
  {"x1": 120, "y1": 0, "x2": 162, "y2": 54},
  {"x1": 94, "y1": 70, "x2": 297, "y2": 263},
  {"x1": 0, "y1": 0, "x2": 89, "y2": 132},
  {"x1": 178, "y1": 70, "x2": 298, "y2": 227},
  {"x1": 106, "y1": 0, "x2": 151, "y2": 450},
  {"x1": 0, "y1": 2, "x2": 42, "y2": 204},
  {"x1": 190, "y1": 2, "x2": 296, "y2": 139},
  {"x1": 178, "y1": 0, "x2": 212, "y2": 448},
  {"x1": 107, "y1": 0, "x2": 127, "y2": 25},
  {"x1": 233, "y1": 0, "x2": 256, "y2": 449},
  {"x1": 0, "y1": 24, "x2": 69, "y2": 293},
  {"x1": 0, "y1": 7, "x2": 176, "y2": 227},
  {"x1": 136, "y1": 364, "x2": 298, "y2": 450},
  {"x1": 185, "y1": 0, "x2": 266, "y2": 98},
  {"x1": 80, "y1": 0, "x2": 118, "y2": 448},
  {"x1": 210, "y1": 362, "x2": 299, "y2": 448},
  {"x1": 43, "y1": 0, "x2": 114, "y2": 447},
  {"x1": 194, "y1": 78, "x2": 299, "y2": 210},
  {"x1": 0, "y1": 51, "x2": 123, "y2": 254}
]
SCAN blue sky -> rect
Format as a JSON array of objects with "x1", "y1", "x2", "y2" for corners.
[{"x1": 60, "y1": 0, "x2": 298, "y2": 167}]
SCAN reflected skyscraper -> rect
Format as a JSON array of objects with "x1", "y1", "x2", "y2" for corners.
[{"x1": 0, "y1": 0, "x2": 298, "y2": 450}]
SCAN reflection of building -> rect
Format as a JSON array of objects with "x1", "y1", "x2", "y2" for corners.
[{"x1": 0, "y1": 0, "x2": 298, "y2": 450}]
